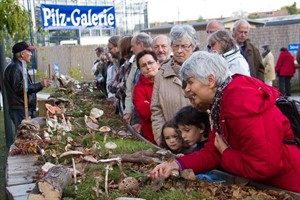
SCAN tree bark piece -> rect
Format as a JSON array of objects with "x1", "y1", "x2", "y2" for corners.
[
  {"x1": 112, "y1": 149, "x2": 162, "y2": 164},
  {"x1": 28, "y1": 165, "x2": 72, "y2": 200}
]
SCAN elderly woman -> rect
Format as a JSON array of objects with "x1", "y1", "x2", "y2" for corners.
[
  {"x1": 151, "y1": 24, "x2": 199, "y2": 145},
  {"x1": 150, "y1": 51, "x2": 300, "y2": 193},
  {"x1": 207, "y1": 29, "x2": 250, "y2": 76},
  {"x1": 133, "y1": 50, "x2": 160, "y2": 144}
]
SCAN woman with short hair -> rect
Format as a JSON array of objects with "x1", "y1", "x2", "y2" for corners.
[
  {"x1": 150, "y1": 51, "x2": 300, "y2": 193},
  {"x1": 207, "y1": 29, "x2": 250, "y2": 76},
  {"x1": 151, "y1": 24, "x2": 199, "y2": 145}
]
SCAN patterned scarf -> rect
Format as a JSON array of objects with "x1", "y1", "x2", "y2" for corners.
[{"x1": 210, "y1": 76, "x2": 232, "y2": 135}]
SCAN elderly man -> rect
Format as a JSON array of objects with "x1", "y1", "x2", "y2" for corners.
[
  {"x1": 152, "y1": 35, "x2": 172, "y2": 64},
  {"x1": 206, "y1": 19, "x2": 224, "y2": 35},
  {"x1": 122, "y1": 33, "x2": 153, "y2": 131},
  {"x1": 4, "y1": 41, "x2": 52, "y2": 131},
  {"x1": 232, "y1": 19, "x2": 265, "y2": 81}
]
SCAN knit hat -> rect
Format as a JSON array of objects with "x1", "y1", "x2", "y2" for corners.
[{"x1": 12, "y1": 41, "x2": 36, "y2": 54}]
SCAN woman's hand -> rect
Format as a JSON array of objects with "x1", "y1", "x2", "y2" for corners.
[
  {"x1": 214, "y1": 132, "x2": 228, "y2": 154},
  {"x1": 149, "y1": 160, "x2": 179, "y2": 180}
]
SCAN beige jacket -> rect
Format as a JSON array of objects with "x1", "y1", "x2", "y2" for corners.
[
  {"x1": 151, "y1": 59, "x2": 190, "y2": 145},
  {"x1": 124, "y1": 55, "x2": 136, "y2": 114},
  {"x1": 262, "y1": 52, "x2": 275, "y2": 81}
]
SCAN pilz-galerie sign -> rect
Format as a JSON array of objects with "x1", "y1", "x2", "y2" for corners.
[{"x1": 40, "y1": 4, "x2": 116, "y2": 30}]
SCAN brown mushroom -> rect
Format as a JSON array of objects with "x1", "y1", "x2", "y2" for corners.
[{"x1": 84, "y1": 115, "x2": 99, "y2": 141}]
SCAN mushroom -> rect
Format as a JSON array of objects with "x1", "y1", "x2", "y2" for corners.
[
  {"x1": 84, "y1": 115, "x2": 99, "y2": 141},
  {"x1": 118, "y1": 177, "x2": 140, "y2": 195},
  {"x1": 45, "y1": 103, "x2": 56, "y2": 115},
  {"x1": 99, "y1": 126, "x2": 111, "y2": 143},
  {"x1": 59, "y1": 150, "x2": 84, "y2": 193},
  {"x1": 105, "y1": 141, "x2": 117, "y2": 157},
  {"x1": 104, "y1": 164, "x2": 113, "y2": 198},
  {"x1": 90, "y1": 108, "x2": 104, "y2": 119}
]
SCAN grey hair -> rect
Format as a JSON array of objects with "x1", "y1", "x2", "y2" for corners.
[
  {"x1": 169, "y1": 24, "x2": 199, "y2": 48},
  {"x1": 206, "y1": 19, "x2": 224, "y2": 30},
  {"x1": 232, "y1": 19, "x2": 250, "y2": 31},
  {"x1": 207, "y1": 29, "x2": 238, "y2": 54},
  {"x1": 134, "y1": 32, "x2": 153, "y2": 48},
  {"x1": 152, "y1": 35, "x2": 171, "y2": 46},
  {"x1": 180, "y1": 51, "x2": 230, "y2": 86},
  {"x1": 108, "y1": 35, "x2": 121, "y2": 47},
  {"x1": 15, "y1": 52, "x2": 22, "y2": 57}
]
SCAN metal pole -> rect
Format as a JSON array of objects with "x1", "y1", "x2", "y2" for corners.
[
  {"x1": 27, "y1": 0, "x2": 36, "y2": 83},
  {"x1": 0, "y1": 39, "x2": 14, "y2": 147}
]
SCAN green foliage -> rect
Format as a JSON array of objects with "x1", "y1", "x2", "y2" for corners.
[
  {"x1": 69, "y1": 67, "x2": 84, "y2": 82},
  {"x1": 248, "y1": 13, "x2": 262, "y2": 19},
  {"x1": 34, "y1": 69, "x2": 48, "y2": 81},
  {"x1": 283, "y1": 2, "x2": 300, "y2": 14},
  {"x1": 0, "y1": 0, "x2": 30, "y2": 38},
  {"x1": 197, "y1": 16, "x2": 205, "y2": 22}
]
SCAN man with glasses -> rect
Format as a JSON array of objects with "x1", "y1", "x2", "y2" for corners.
[{"x1": 4, "y1": 41, "x2": 52, "y2": 134}]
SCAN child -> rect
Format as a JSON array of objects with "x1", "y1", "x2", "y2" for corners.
[
  {"x1": 174, "y1": 105, "x2": 210, "y2": 152},
  {"x1": 160, "y1": 119, "x2": 190, "y2": 155}
]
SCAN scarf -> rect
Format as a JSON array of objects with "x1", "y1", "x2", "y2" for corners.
[
  {"x1": 262, "y1": 49, "x2": 270, "y2": 58},
  {"x1": 210, "y1": 76, "x2": 232, "y2": 136}
]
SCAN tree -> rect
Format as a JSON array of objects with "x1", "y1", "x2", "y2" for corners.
[
  {"x1": 0, "y1": 0, "x2": 30, "y2": 39},
  {"x1": 197, "y1": 16, "x2": 205, "y2": 22},
  {"x1": 283, "y1": 2, "x2": 299, "y2": 14},
  {"x1": 0, "y1": 0, "x2": 31, "y2": 147}
]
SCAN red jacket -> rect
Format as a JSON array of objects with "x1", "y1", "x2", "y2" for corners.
[
  {"x1": 177, "y1": 75, "x2": 300, "y2": 193},
  {"x1": 133, "y1": 75, "x2": 156, "y2": 144},
  {"x1": 275, "y1": 50, "x2": 295, "y2": 76}
]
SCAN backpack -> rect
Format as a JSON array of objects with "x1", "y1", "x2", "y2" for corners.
[{"x1": 275, "y1": 96, "x2": 300, "y2": 148}]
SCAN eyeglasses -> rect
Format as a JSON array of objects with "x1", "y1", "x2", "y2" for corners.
[
  {"x1": 172, "y1": 43, "x2": 192, "y2": 51},
  {"x1": 140, "y1": 60, "x2": 156, "y2": 69}
]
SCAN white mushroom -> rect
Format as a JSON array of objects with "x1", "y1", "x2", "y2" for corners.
[
  {"x1": 100, "y1": 126, "x2": 111, "y2": 143},
  {"x1": 60, "y1": 150, "x2": 84, "y2": 193},
  {"x1": 90, "y1": 108, "x2": 104, "y2": 119},
  {"x1": 105, "y1": 141, "x2": 117, "y2": 157}
]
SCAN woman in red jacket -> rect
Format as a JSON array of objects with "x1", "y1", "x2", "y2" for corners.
[
  {"x1": 133, "y1": 50, "x2": 160, "y2": 144},
  {"x1": 150, "y1": 51, "x2": 300, "y2": 193},
  {"x1": 275, "y1": 47, "x2": 295, "y2": 96}
]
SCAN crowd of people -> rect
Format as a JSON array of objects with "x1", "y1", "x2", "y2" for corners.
[
  {"x1": 87, "y1": 19, "x2": 299, "y2": 193},
  {"x1": 3, "y1": 18, "x2": 300, "y2": 193}
]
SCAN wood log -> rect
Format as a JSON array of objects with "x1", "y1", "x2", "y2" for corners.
[
  {"x1": 28, "y1": 165, "x2": 72, "y2": 200},
  {"x1": 112, "y1": 149, "x2": 162, "y2": 164}
]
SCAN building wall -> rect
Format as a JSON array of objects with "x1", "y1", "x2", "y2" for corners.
[{"x1": 36, "y1": 24, "x2": 300, "y2": 83}]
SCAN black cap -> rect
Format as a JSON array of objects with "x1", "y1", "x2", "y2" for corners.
[{"x1": 12, "y1": 41, "x2": 36, "y2": 54}]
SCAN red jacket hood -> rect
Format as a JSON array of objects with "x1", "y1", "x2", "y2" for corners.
[{"x1": 221, "y1": 75, "x2": 281, "y2": 119}]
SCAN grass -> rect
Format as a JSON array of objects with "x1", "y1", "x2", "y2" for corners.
[{"x1": 0, "y1": 110, "x2": 9, "y2": 199}]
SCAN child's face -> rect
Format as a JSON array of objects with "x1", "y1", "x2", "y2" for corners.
[
  {"x1": 177, "y1": 124, "x2": 202, "y2": 147},
  {"x1": 163, "y1": 127, "x2": 182, "y2": 151}
]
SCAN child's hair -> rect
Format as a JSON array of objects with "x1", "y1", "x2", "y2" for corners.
[
  {"x1": 174, "y1": 105, "x2": 210, "y2": 137},
  {"x1": 160, "y1": 119, "x2": 184, "y2": 154}
]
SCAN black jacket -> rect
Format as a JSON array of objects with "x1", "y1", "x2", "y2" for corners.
[{"x1": 4, "y1": 57, "x2": 44, "y2": 111}]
